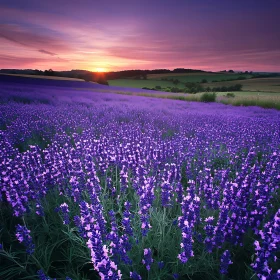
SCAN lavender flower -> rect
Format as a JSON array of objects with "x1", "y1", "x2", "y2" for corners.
[
  {"x1": 220, "y1": 250, "x2": 233, "y2": 274},
  {"x1": 107, "y1": 210, "x2": 123, "y2": 264},
  {"x1": 130, "y1": 271, "x2": 142, "y2": 279},
  {"x1": 122, "y1": 201, "x2": 133, "y2": 236},
  {"x1": 204, "y1": 216, "x2": 215, "y2": 252},
  {"x1": 37, "y1": 270, "x2": 51, "y2": 280},
  {"x1": 15, "y1": 224, "x2": 35, "y2": 255},
  {"x1": 142, "y1": 248, "x2": 153, "y2": 271},
  {"x1": 161, "y1": 181, "x2": 173, "y2": 207},
  {"x1": 58, "y1": 202, "x2": 70, "y2": 225},
  {"x1": 177, "y1": 221, "x2": 194, "y2": 263},
  {"x1": 35, "y1": 202, "x2": 45, "y2": 216},
  {"x1": 76, "y1": 201, "x2": 122, "y2": 279},
  {"x1": 158, "y1": 261, "x2": 164, "y2": 269},
  {"x1": 177, "y1": 193, "x2": 199, "y2": 263},
  {"x1": 138, "y1": 177, "x2": 155, "y2": 236}
]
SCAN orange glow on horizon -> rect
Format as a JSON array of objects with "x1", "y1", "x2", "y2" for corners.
[{"x1": 94, "y1": 67, "x2": 107, "y2": 73}]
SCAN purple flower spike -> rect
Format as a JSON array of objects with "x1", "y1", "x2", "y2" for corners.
[
  {"x1": 142, "y1": 248, "x2": 153, "y2": 271},
  {"x1": 220, "y1": 250, "x2": 233, "y2": 274},
  {"x1": 36, "y1": 202, "x2": 45, "y2": 216},
  {"x1": 37, "y1": 270, "x2": 51, "y2": 280},
  {"x1": 15, "y1": 224, "x2": 35, "y2": 255},
  {"x1": 122, "y1": 201, "x2": 133, "y2": 236},
  {"x1": 58, "y1": 202, "x2": 70, "y2": 225},
  {"x1": 130, "y1": 271, "x2": 142, "y2": 279},
  {"x1": 158, "y1": 261, "x2": 164, "y2": 269}
]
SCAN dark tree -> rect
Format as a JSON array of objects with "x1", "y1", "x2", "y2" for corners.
[
  {"x1": 142, "y1": 73, "x2": 147, "y2": 80},
  {"x1": 173, "y1": 79, "x2": 180, "y2": 85}
]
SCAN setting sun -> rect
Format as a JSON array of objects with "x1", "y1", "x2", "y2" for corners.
[{"x1": 94, "y1": 67, "x2": 107, "y2": 72}]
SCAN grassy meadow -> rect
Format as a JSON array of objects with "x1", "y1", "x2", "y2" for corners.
[{"x1": 111, "y1": 91, "x2": 280, "y2": 110}]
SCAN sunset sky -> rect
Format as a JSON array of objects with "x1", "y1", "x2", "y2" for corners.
[{"x1": 0, "y1": 0, "x2": 279, "y2": 72}]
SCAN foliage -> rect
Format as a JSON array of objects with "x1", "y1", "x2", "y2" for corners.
[
  {"x1": 210, "y1": 84, "x2": 243, "y2": 92},
  {"x1": 200, "y1": 92, "x2": 217, "y2": 102},
  {"x1": 225, "y1": 92, "x2": 235, "y2": 98},
  {"x1": 95, "y1": 77, "x2": 109, "y2": 85},
  {"x1": 172, "y1": 79, "x2": 180, "y2": 85}
]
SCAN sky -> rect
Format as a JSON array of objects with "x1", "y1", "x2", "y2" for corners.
[{"x1": 0, "y1": 0, "x2": 279, "y2": 72}]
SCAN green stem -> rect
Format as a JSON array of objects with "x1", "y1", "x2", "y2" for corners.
[
  {"x1": 0, "y1": 250, "x2": 24, "y2": 269},
  {"x1": 22, "y1": 216, "x2": 27, "y2": 227}
]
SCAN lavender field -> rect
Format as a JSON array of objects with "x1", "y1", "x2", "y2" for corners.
[{"x1": 0, "y1": 81, "x2": 279, "y2": 280}]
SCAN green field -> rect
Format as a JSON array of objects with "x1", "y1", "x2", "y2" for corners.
[
  {"x1": 108, "y1": 72, "x2": 253, "y2": 90},
  {"x1": 108, "y1": 78, "x2": 182, "y2": 89},
  {"x1": 147, "y1": 72, "x2": 252, "y2": 83}
]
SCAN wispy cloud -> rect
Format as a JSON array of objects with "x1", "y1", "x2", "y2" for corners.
[
  {"x1": 0, "y1": 24, "x2": 71, "y2": 53},
  {"x1": 38, "y1": 49, "x2": 56, "y2": 56}
]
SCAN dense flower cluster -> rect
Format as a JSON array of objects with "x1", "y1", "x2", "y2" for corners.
[
  {"x1": 251, "y1": 209, "x2": 280, "y2": 280},
  {"x1": 74, "y1": 201, "x2": 122, "y2": 279}
]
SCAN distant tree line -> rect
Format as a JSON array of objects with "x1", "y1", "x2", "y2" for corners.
[
  {"x1": 206, "y1": 84, "x2": 243, "y2": 92},
  {"x1": 106, "y1": 68, "x2": 206, "y2": 80},
  {"x1": 251, "y1": 73, "x2": 280, "y2": 79},
  {"x1": 0, "y1": 68, "x2": 207, "y2": 83},
  {"x1": 0, "y1": 69, "x2": 109, "y2": 85},
  {"x1": 211, "y1": 76, "x2": 247, "y2": 83}
]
